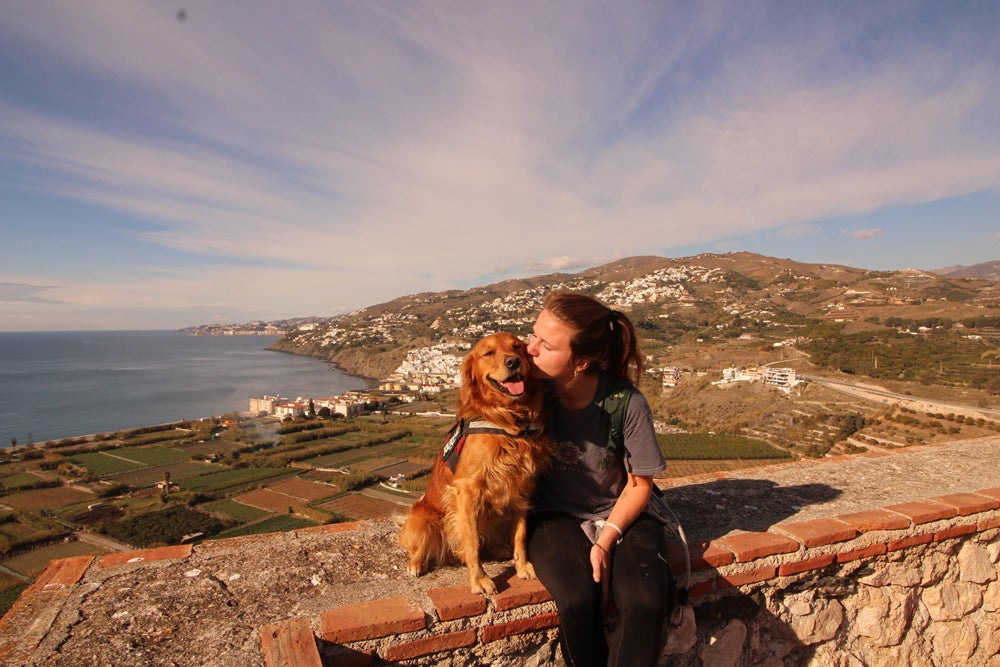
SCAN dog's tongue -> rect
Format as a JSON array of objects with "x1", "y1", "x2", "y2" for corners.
[{"x1": 503, "y1": 380, "x2": 525, "y2": 396}]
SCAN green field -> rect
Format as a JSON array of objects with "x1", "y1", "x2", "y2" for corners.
[
  {"x1": 200, "y1": 498, "x2": 270, "y2": 523},
  {"x1": 69, "y1": 451, "x2": 148, "y2": 476},
  {"x1": 111, "y1": 461, "x2": 220, "y2": 488},
  {"x1": 177, "y1": 467, "x2": 293, "y2": 493},
  {"x1": 658, "y1": 432, "x2": 792, "y2": 460},
  {"x1": 209, "y1": 515, "x2": 317, "y2": 540},
  {"x1": 113, "y1": 445, "x2": 190, "y2": 466},
  {"x1": 0, "y1": 540, "x2": 111, "y2": 579}
]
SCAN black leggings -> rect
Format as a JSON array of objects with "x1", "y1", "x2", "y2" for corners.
[{"x1": 527, "y1": 512, "x2": 669, "y2": 667}]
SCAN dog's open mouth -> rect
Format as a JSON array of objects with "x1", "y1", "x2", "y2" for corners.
[{"x1": 488, "y1": 374, "x2": 526, "y2": 397}]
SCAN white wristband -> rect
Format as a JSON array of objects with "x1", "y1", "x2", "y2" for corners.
[{"x1": 599, "y1": 520, "x2": 624, "y2": 544}]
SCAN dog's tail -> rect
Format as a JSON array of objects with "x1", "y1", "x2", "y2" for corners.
[{"x1": 399, "y1": 501, "x2": 452, "y2": 575}]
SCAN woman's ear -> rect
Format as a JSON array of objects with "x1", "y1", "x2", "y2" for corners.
[{"x1": 574, "y1": 358, "x2": 591, "y2": 373}]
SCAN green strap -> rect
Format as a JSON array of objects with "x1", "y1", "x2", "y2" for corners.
[{"x1": 600, "y1": 379, "x2": 633, "y2": 470}]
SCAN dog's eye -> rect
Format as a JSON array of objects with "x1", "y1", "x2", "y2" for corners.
[{"x1": 482, "y1": 349, "x2": 495, "y2": 357}]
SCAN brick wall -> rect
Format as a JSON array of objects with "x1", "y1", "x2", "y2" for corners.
[
  {"x1": 258, "y1": 488, "x2": 1000, "y2": 666},
  {"x1": 2, "y1": 487, "x2": 999, "y2": 665}
]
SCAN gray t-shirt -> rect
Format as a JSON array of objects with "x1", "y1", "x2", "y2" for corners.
[{"x1": 531, "y1": 374, "x2": 666, "y2": 521}]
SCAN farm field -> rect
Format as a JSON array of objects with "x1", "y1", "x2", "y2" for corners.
[
  {"x1": 1, "y1": 485, "x2": 93, "y2": 512},
  {"x1": 200, "y1": 498, "x2": 269, "y2": 523},
  {"x1": 1, "y1": 540, "x2": 112, "y2": 579},
  {"x1": 319, "y1": 492, "x2": 407, "y2": 521},
  {"x1": 109, "y1": 461, "x2": 220, "y2": 487},
  {"x1": 266, "y1": 478, "x2": 338, "y2": 502},
  {"x1": 210, "y1": 515, "x2": 317, "y2": 540}
]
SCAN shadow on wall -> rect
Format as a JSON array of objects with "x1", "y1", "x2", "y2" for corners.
[
  {"x1": 664, "y1": 478, "x2": 843, "y2": 542},
  {"x1": 657, "y1": 478, "x2": 844, "y2": 665}
]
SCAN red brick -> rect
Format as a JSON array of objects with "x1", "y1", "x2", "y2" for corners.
[
  {"x1": 24, "y1": 556, "x2": 94, "y2": 595},
  {"x1": 778, "y1": 553, "x2": 835, "y2": 576},
  {"x1": 933, "y1": 523, "x2": 977, "y2": 542},
  {"x1": 296, "y1": 520, "x2": 366, "y2": 536},
  {"x1": 669, "y1": 541, "x2": 734, "y2": 573},
  {"x1": 975, "y1": 487, "x2": 1000, "y2": 502},
  {"x1": 836, "y1": 509, "x2": 911, "y2": 533},
  {"x1": 933, "y1": 493, "x2": 1000, "y2": 516},
  {"x1": 383, "y1": 629, "x2": 477, "y2": 662},
  {"x1": 319, "y1": 596, "x2": 425, "y2": 643},
  {"x1": 492, "y1": 574, "x2": 552, "y2": 611},
  {"x1": 481, "y1": 611, "x2": 560, "y2": 643},
  {"x1": 259, "y1": 617, "x2": 321, "y2": 667},
  {"x1": 714, "y1": 532, "x2": 799, "y2": 562},
  {"x1": 687, "y1": 578, "x2": 715, "y2": 597},
  {"x1": 837, "y1": 543, "x2": 887, "y2": 563},
  {"x1": 887, "y1": 533, "x2": 933, "y2": 551},
  {"x1": 979, "y1": 515, "x2": 1000, "y2": 531},
  {"x1": 885, "y1": 500, "x2": 956, "y2": 525},
  {"x1": 717, "y1": 565, "x2": 777, "y2": 589},
  {"x1": 99, "y1": 544, "x2": 192, "y2": 567},
  {"x1": 427, "y1": 584, "x2": 488, "y2": 621},
  {"x1": 776, "y1": 519, "x2": 857, "y2": 547}
]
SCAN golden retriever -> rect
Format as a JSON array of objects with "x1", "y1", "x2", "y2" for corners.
[{"x1": 399, "y1": 333, "x2": 549, "y2": 595}]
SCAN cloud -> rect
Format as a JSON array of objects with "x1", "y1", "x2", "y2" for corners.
[
  {"x1": 0, "y1": 283, "x2": 62, "y2": 303},
  {"x1": 0, "y1": 3, "x2": 998, "y2": 329},
  {"x1": 851, "y1": 228, "x2": 883, "y2": 240}
]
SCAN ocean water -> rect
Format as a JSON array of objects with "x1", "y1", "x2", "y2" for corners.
[{"x1": 0, "y1": 331, "x2": 366, "y2": 445}]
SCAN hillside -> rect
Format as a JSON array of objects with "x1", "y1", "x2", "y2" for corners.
[
  {"x1": 933, "y1": 258, "x2": 1000, "y2": 281},
  {"x1": 269, "y1": 251, "x2": 1000, "y2": 376}
]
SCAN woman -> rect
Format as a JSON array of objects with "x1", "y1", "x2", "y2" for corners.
[{"x1": 526, "y1": 290, "x2": 669, "y2": 667}]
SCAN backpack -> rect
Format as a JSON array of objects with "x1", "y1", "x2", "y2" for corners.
[{"x1": 602, "y1": 379, "x2": 691, "y2": 607}]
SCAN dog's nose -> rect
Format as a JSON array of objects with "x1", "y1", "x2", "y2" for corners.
[{"x1": 505, "y1": 356, "x2": 522, "y2": 371}]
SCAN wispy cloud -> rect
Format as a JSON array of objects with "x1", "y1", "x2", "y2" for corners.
[
  {"x1": 0, "y1": 2, "x2": 998, "y2": 329},
  {"x1": 0, "y1": 283, "x2": 62, "y2": 304},
  {"x1": 851, "y1": 228, "x2": 883, "y2": 240}
]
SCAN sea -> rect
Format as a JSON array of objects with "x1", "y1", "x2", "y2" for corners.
[{"x1": 0, "y1": 330, "x2": 367, "y2": 446}]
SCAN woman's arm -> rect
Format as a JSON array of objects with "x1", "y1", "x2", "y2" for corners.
[{"x1": 590, "y1": 472, "x2": 654, "y2": 587}]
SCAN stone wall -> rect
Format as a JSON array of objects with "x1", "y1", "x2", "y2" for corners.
[
  {"x1": 2, "y1": 472, "x2": 998, "y2": 665},
  {"x1": 264, "y1": 489, "x2": 1000, "y2": 666}
]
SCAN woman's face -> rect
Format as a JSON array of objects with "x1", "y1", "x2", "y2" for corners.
[{"x1": 526, "y1": 308, "x2": 577, "y2": 383}]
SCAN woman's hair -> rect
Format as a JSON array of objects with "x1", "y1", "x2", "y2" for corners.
[{"x1": 542, "y1": 289, "x2": 643, "y2": 384}]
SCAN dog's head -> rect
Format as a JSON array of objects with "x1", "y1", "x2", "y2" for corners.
[{"x1": 458, "y1": 333, "x2": 542, "y2": 428}]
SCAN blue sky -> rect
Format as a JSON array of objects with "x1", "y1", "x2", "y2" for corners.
[{"x1": 1, "y1": 1, "x2": 998, "y2": 332}]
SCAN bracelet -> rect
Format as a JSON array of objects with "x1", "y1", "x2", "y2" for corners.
[
  {"x1": 599, "y1": 520, "x2": 624, "y2": 543},
  {"x1": 592, "y1": 542, "x2": 609, "y2": 555}
]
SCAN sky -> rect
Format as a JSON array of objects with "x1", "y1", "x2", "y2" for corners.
[{"x1": 1, "y1": 1, "x2": 998, "y2": 332}]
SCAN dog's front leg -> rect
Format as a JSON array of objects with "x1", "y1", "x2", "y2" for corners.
[
  {"x1": 454, "y1": 484, "x2": 496, "y2": 596},
  {"x1": 511, "y1": 511, "x2": 536, "y2": 580}
]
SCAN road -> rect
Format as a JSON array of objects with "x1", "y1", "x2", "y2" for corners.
[{"x1": 802, "y1": 374, "x2": 1000, "y2": 419}]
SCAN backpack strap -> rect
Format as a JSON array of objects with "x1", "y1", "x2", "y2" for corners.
[{"x1": 599, "y1": 378, "x2": 633, "y2": 471}]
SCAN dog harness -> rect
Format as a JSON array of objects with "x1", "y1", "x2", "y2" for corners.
[{"x1": 441, "y1": 418, "x2": 544, "y2": 472}]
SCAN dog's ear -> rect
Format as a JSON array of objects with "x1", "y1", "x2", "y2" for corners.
[{"x1": 459, "y1": 349, "x2": 478, "y2": 412}]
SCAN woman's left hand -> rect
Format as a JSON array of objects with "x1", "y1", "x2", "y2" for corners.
[{"x1": 590, "y1": 543, "x2": 611, "y2": 602}]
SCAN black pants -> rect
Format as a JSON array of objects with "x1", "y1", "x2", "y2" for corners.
[{"x1": 527, "y1": 512, "x2": 669, "y2": 667}]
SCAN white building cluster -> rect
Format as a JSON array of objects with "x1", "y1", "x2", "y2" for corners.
[
  {"x1": 381, "y1": 343, "x2": 465, "y2": 393},
  {"x1": 715, "y1": 366, "x2": 800, "y2": 392},
  {"x1": 248, "y1": 393, "x2": 369, "y2": 419}
]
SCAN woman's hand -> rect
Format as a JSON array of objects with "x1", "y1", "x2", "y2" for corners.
[{"x1": 590, "y1": 542, "x2": 612, "y2": 602}]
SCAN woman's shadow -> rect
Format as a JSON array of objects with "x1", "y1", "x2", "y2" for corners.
[{"x1": 658, "y1": 478, "x2": 844, "y2": 665}]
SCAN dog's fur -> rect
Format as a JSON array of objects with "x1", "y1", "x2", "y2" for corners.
[{"x1": 399, "y1": 333, "x2": 549, "y2": 595}]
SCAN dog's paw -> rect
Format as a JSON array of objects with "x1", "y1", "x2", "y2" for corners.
[
  {"x1": 406, "y1": 561, "x2": 424, "y2": 577},
  {"x1": 470, "y1": 575, "x2": 497, "y2": 596},
  {"x1": 515, "y1": 561, "x2": 537, "y2": 581}
]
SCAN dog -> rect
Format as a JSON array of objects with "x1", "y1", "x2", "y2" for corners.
[{"x1": 399, "y1": 332, "x2": 549, "y2": 595}]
